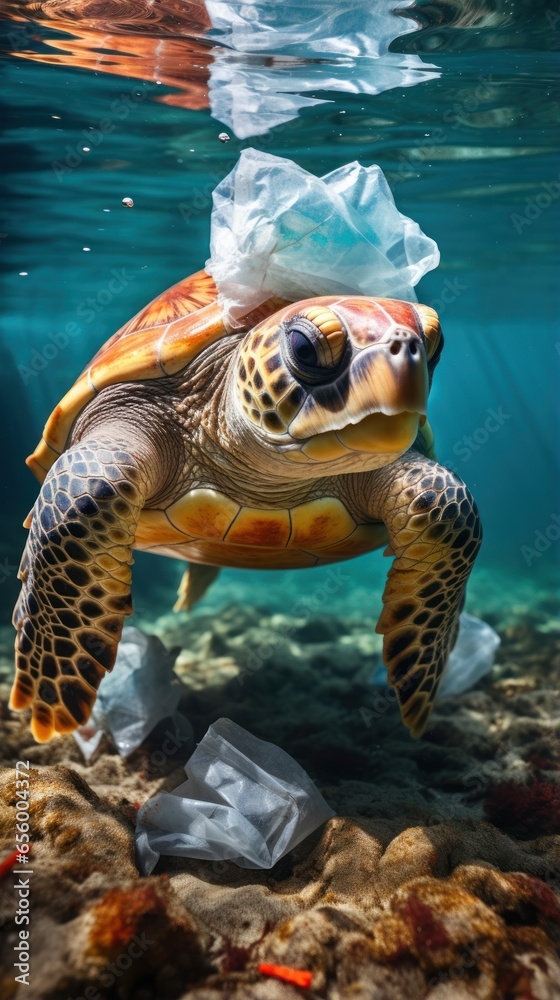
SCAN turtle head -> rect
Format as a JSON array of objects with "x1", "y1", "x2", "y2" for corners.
[{"x1": 233, "y1": 295, "x2": 442, "y2": 475}]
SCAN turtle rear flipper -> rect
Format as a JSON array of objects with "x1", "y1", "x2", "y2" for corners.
[
  {"x1": 173, "y1": 563, "x2": 220, "y2": 612},
  {"x1": 10, "y1": 438, "x2": 152, "y2": 742},
  {"x1": 368, "y1": 451, "x2": 482, "y2": 736}
]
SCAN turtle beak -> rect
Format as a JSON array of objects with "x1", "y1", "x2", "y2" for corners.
[
  {"x1": 337, "y1": 332, "x2": 427, "y2": 454},
  {"x1": 346, "y1": 330, "x2": 429, "y2": 419},
  {"x1": 289, "y1": 331, "x2": 428, "y2": 442}
]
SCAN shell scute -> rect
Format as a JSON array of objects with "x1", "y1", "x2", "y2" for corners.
[
  {"x1": 135, "y1": 509, "x2": 194, "y2": 547},
  {"x1": 166, "y1": 489, "x2": 240, "y2": 541},
  {"x1": 106, "y1": 270, "x2": 218, "y2": 342},
  {"x1": 28, "y1": 271, "x2": 292, "y2": 483},
  {"x1": 27, "y1": 271, "x2": 224, "y2": 482},
  {"x1": 225, "y1": 507, "x2": 291, "y2": 548},
  {"x1": 313, "y1": 523, "x2": 389, "y2": 559},
  {"x1": 289, "y1": 498, "x2": 356, "y2": 549}
]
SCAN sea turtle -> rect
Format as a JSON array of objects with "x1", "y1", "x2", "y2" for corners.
[{"x1": 11, "y1": 270, "x2": 481, "y2": 743}]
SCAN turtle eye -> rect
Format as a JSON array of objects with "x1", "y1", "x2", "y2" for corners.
[
  {"x1": 290, "y1": 330, "x2": 318, "y2": 367},
  {"x1": 283, "y1": 311, "x2": 347, "y2": 383},
  {"x1": 415, "y1": 304, "x2": 442, "y2": 361}
]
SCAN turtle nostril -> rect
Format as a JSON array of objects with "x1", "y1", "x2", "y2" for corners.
[{"x1": 390, "y1": 342, "x2": 401, "y2": 356}]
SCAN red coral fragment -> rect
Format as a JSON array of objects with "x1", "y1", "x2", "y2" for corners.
[
  {"x1": 528, "y1": 751, "x2": 559, "y2": 773},
  {"x1": 484, "y1": 779, "x2": 560, "y2": 837},
  {"x1": 222, "y1": 943, "x2": 251, "y2": 973},
  {"x1": 506, "y1": 874, "x2": 560, "y2": 925},
  {"x1": 496, "y1": 960, "x2": 539, "y2": 1000},
  {"x1": 259, "y1": 963, "x2": 313, "y2": 988},
  {"x1": 398, "y1": 894, "x2": 451, "y2": 951},
  {"x1": 88, "y1": 883, "x2": 168, "y2": 955}
]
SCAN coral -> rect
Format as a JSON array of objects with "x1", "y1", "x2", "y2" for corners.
[
  {"x1": 484, "y1": 779, "x2": 560, "y2": 837},
  {"x1": 0, "y1": 765, "x2": 206, "y2": 999},
  {"x1": 0, "y1": 599, "x2": 559, "y2": 997},
  {"x1": 395, "y1": 891, "x2": 452, "y2": 951}
]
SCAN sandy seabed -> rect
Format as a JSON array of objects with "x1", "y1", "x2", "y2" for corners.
[{"x1": 0, "y1": 579, "x2": 559, "y2": 1000}]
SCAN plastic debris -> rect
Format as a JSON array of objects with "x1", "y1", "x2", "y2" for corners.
[
  {"x1": 258, "y1": 964, "x2": 313, "y2": 988},
  {"x1": 121, "y1": 196, "x2": 134, "y2": 207},
  {"x1": 135, "y1": 717, "x2": 335, "y2": 873},
  {"x1": 371, "y1": 612, "x2": 501, "y2": 699},
  {"x1": 208, "y1": 50, "x2": 437, "y2": 140},
  {"x1": 207, "y1": 148, "x2": 439, "y2": 328},
  {"x1": 73, "y1": 722, "x2": 104, "y2": 761},
  {"x1": 205, "y1": 1, "x2": 438, "y2": 138},
  {"x1": 74, "y1": 627, "x2": 192, "y2": 759},
  {"x1": 206, "y1": 0, "x2": 419, "y2": 58},
  {"x1": 438, "y1": 612, "x2": 501, "y2": 698}
]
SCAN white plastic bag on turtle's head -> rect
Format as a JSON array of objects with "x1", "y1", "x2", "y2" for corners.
[
  {"x1": 135, "y1": 717, "x2": 335, "y2": 873},
  {"x1": 206, "y1": 149, "x2": 439, "y2": 329}
]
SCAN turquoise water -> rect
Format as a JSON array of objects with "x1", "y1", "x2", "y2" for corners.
[{"x1": 0, "y1": 1, "x2": 558, "y2": 635}]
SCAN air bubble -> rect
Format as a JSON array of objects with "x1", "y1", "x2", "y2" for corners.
[
  {"x1": 122, "y1": 197, "x2": 134, "y2": 208},
  {"x1": 218, "y1": 132, "x2": 230, "y2": 143}
]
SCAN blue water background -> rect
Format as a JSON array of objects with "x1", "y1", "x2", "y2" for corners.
[{"x1": 0, "y1": 4, "x2": 558, "y2": 633}]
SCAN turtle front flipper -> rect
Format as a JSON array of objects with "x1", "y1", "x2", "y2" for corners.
[
  {"x1": 11, "y1": 438, "x2": 153, "y2": 742},
  {"x1": 365, "y1": 451, "x2": 482, "y2": 737}
]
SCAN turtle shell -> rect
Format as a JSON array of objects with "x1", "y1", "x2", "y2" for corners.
[{"x1": 26, "y1": 270, "x2": 286, "y2": 484}]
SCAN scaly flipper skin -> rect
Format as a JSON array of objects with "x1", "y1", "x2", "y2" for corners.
[
  {"x1": 365, "y1": 451, "x2": 482, "y2": 736},
  {"x1": 10, "y1": 438, "x2": 151, "y2": 742}
]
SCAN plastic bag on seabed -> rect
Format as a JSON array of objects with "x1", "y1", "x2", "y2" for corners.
[
  {"x1": 370, "y1": 612, "x2": 501, "y2": 699},
  {"x1": 438, "y1": 612, "x2": 501, "y2": 698},
  {"x1": 136, "y1": 717, "x2": 335, "y2": 873},
  {"x1": 74, "y1": 626, "x2": 193, "y2": 759}
]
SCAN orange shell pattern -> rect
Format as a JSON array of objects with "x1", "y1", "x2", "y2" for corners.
[
  {"x1": 27, "y1": 270, "x2": 225, "y2": 481},
  {"x1": 134, "y1": 492, "x2": 390, "y2": 570}
]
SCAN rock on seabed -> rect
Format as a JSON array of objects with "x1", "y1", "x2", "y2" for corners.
[{"x1": 0, "y1": 599, "x2": 559, "y2": 999}]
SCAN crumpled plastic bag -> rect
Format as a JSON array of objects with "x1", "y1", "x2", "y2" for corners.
[
  {"x1": 205, "y1": 1, "x2": 438, "y2": 138},
  {"x1": 206, "y1": 0, "x2": 419, "y2": 58},
  {"x1": 135, "y1": 717, "x2": 335, "y2": 873},
  {"x1": 208, "y1": 50, "x2": 438, "y2": 139},
  {"x1": 438, "y1": 612, "x2": 501, "y2": 698},
  {"x1": 74, "y1": 626, "x2": 193, "y2": 759},
  {"x1": 206, "y1": 148, "x2": 439, "y2": 328},
  {"x1": 370, "y1": 612, "x2": 501, "y2": 699}
]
